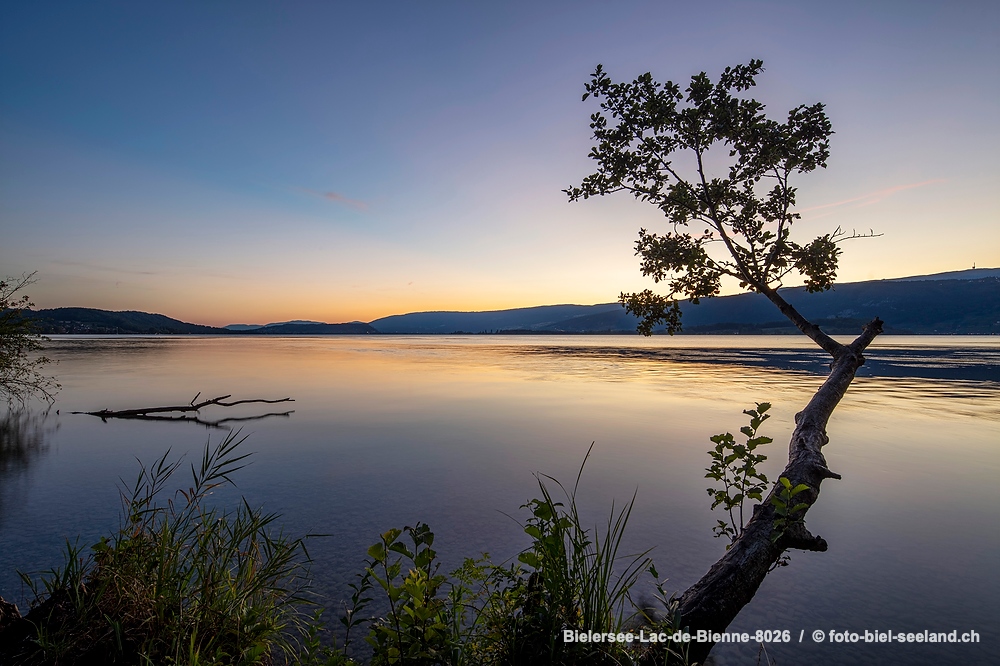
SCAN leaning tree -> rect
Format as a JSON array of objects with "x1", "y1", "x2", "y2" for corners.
[{"x1": 566, "y1": 60, "x2": 882, "y2": 664}]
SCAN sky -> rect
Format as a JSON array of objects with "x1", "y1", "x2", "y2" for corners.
[{"x1": 1, "y1": 1, "x2": 997, "y2": 326}]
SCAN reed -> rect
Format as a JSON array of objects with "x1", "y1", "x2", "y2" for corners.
[
  {"x1": 14, "y1": 432, "x2": 312, "y2": 665},
  {"x1": 485, "y1": 443, "x2": 653, "y2": 665}
]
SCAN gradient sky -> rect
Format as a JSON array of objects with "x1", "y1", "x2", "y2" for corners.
[{"x1": 2, "y1": 1, "x2": 997, "y2": 326}]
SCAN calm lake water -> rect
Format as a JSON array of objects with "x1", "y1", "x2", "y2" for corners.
[{"x1": 1, "y1": 335, "x2": 998, "y2": 664}]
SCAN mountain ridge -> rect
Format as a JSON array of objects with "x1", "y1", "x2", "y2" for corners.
[
  {"x1": 27, "y1": 309, "x2": 376, "y2": 335},
  {"x1": 370, "y1": 270, "x2": 1000, "y2": 335},
  {"x1": 21, "y1": 268, "x2": 999, "y2": 335}
]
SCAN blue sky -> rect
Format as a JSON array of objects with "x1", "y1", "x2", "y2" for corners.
[{"x1": 2, "y1": 1, "x2": 997, "y2": 325}]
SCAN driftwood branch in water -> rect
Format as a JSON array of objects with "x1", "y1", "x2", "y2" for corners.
[
  {"x1": 81, "y1": 410, "x2": 295, "y2": 430},
  {"x1": 72, "y1": 394, "x2": 295, "y2": 427},
  {"x1": 660, "y1": 317, "x2": 884, "y2": 665}
]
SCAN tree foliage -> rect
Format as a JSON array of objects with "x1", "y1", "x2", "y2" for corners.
[
  {"x1": 566, "y1": 60, "x2": 846, "y2": 338},
  {"x1": 1, "y1": 273, "x2": 59, "y2": 406}
]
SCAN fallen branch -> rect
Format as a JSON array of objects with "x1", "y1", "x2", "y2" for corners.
[
  {"x1": 72, "y1": 393, "x2": 294, "y2": 425},
  {"x1": 84, "y1": 410, "x2": 296, "y2": 430}
]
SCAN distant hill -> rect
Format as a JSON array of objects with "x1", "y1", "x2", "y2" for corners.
[
  {"x1": 21, "y1": 268, "x2": 999, "y2": 336},
  {"x1": 27, "y1": 308, "x2": 221, "y2": 335},
  {"x1": 27, "y1": 308, "x2": 376, "y2": 335},
  {"x1": 887, "y1": 267, "x2": 1000, "y2": 282},
  {"x1": 228, "y1": 322, "x2": 376, "y2": 335},
  {"x1": 370, "y1": 303, "x2": 623, "y2": 335},
  {"x1": 371, "y1": 270, "x2": 1000, "y2": 335},
  {"x1": 223, "y1": 320, "x2": 326, "y2": 331},
  {"x1": 223, "y1": 323, "x2": 265, "y2": 331}
]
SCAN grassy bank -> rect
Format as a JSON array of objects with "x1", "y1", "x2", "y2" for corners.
[{"x1": 0, "y1": 435, "x2": 687, "y2": 666}]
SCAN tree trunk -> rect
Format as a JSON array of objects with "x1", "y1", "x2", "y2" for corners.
[
  {"x1": 758, "y1": 285, "x2": 843, "y2": 356},
  {"x1": 671, "y1": 317, "x2": 883, "y2": 665}
]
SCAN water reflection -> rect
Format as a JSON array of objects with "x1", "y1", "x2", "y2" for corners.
[
  {"x1": 0, "y1": 410, "x2": 57, "y2": 527},
  {"x1": 509, "y1": 344, "x2": 1000, "y2": 383}
]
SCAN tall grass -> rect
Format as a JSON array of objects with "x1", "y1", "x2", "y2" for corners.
[
  {"x1": 13, "y1": 432, "x2": 313, "y2": 665},
  {"x1": 6, "y1": 438, "x2": 684, "y2": 665},
  {"x1": 336, "y1": 444, "x2": 661, "y2": 666},
  {"x1": 488, "y1": 444, "x2": 653, "y2": 665}
]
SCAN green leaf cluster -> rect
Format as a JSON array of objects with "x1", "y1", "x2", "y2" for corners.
[
  {"x1": 771, "y1": 477, "x2": 812, "y2": 543},
  {"x1": 357, "y1": 524, "x2": 455, "y2": 666},
  {"x1": 705, "y1": 402, "x2": 773, "y2": 545}
]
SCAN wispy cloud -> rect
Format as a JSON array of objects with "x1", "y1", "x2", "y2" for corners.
[
  {"x1": 51, "y1": 259, "x2": 159, "y2": 276},
  {"x1": 50, "y1": 260, "x2": 241, "y2": 281},
  {"x1": 800, "y1": 179, "x2": 946, "y2": 216},
  {"x1": 299, "y1": 187, "x2": 369, "y2": 211}
]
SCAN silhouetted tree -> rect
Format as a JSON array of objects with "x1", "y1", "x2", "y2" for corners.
[
  {"x1": 568, "y1": 60, "x2": 882, "y2": 663},
  {"x1": 1, "y1": 273, "x2": 59, "y2": 406}
]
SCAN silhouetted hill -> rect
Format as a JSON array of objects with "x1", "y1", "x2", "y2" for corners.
[
  {"x1": 887, "y1": 267, "x2": 1000, "y2": 282},
  {"x1": 230, "y1": 322, "x2": 376, "y2": 335},
  {"x1": 223, "y1": 320, "x2": 325, "y2": 330},
  {"x1": 371, "y1": 272, "x2": 1000, "y2": 335},
  {"x1": 370, "y1": 303, "x2": 623, "y2": 334},
  {"x1": 22, "y1": 269, "x2": 999, "y2": 335},
  {"x1": 28, "y1": 308, "x2": 221, "y2": 334},
  {"x1": 27, "y1": 309, "x2": 376, "y2": 335}
]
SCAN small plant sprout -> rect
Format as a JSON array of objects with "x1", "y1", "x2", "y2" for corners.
[
  {"x1": 705, "y1": 402, "x2": 773, "y2": 545},
  {"x1": 771, "y1": 476, "x2": 812, "y2": 543}
]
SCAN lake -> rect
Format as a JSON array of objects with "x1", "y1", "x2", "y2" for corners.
[{"x1": 1, "y1": 335, "x2": 998, "y2": 664}]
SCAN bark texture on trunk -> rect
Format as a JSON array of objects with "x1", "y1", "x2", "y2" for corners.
[{"x1": 673, "y1": 317, "x2": 883, "y2": 665}]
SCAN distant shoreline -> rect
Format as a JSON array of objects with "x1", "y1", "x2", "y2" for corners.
[
  {"x1": 24, "y1": 270, "x2": 1000, "y2": 336},
  {"x1": 41, "y1": 331, "x2": 997, "y2": 338}
]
